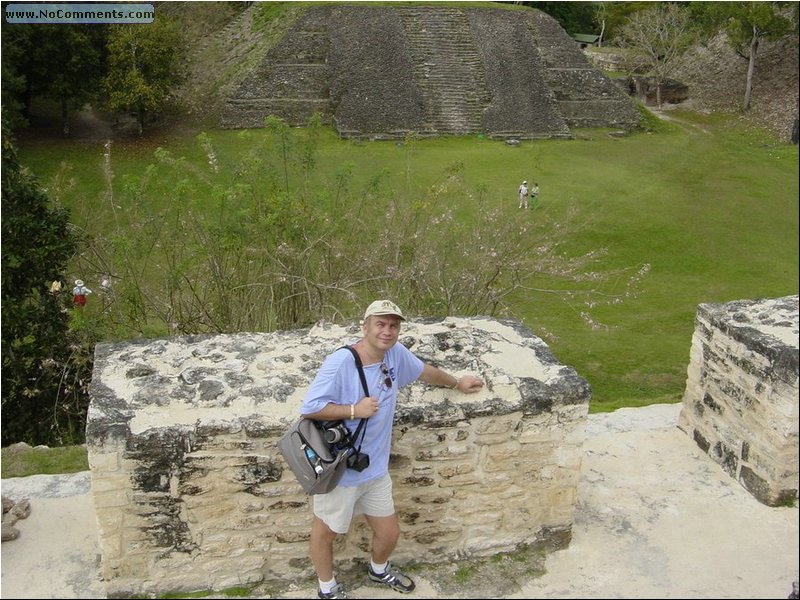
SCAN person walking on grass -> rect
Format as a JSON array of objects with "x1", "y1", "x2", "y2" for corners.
[
  {"x1": 518, "y1": 180, "x2": 529, "y2": 209},
  {"x1": 71, "y1": 279, "x2": 92, "y2": 307},
  {"x1": 301, "y1": 300, "x2": 485, "y2": 599}
]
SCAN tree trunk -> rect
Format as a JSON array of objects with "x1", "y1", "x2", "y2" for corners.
[
  {"x1": 61, "y1": 97, "x2": 69, "y2": 137},
  {"x1": 137, "y1": 105, "x2": 144, "y2": 136},
  {"x1": 22, "y1": 85, "x2": 32, "y2": 120},
  {"x1": 743, "y1": 28, "x2": 759, "y2": 111}
]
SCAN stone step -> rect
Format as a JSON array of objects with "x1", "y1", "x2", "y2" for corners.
[
  {"x1": 220, "y1": 98, "x2": 331, "y2": 128},
  {"x1": 398, "y1": 7, "x2": 488, "y2": 132}
]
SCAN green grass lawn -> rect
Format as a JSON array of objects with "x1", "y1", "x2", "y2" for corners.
[
  {"x1": 15, "y1": 111, "x2": 799, "y2": 418},
  {"x1": 1, "y1": 444, "x2": 90, "y2": 478}
]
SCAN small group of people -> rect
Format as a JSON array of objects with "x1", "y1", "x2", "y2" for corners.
[
  {"x1": 51, "y1": 278, "x2": 94, "y2": 306},
  {"x1": 300, "y1": 299, "x2": 485, "y2": 599},
  {"x1": 50, "y1": 277, "x2": 114, "y2": 307},
  {"x1": 517, "y1": 180, "x2": 540, "y2": 209}
]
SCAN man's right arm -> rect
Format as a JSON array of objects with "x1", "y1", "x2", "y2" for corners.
[
  {"x1": 303, "y1": 396, "x2": 379, "y2": 421},
  {"x1": 418, "y1": 364, "x2": 484, "y2": 394},
  {"x1": 301, "y1": 349, "x2": 379, "y2": 420}
]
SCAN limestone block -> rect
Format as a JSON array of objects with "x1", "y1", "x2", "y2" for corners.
[
  {"x1": 87, "y1": 316, "x2": 589, "y2": 597},
  {"x1": 678, "y1": 295, "x2": 799, "y2": 506}
]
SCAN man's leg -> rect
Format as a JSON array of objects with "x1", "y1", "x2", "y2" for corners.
[
  {"x1": 365, "y1": 513, "x2": 400, "y2": 563},
  {"x1": 310, "y1": 515, "x2": 338, "y2": 581},
  {"x1": 365, "y1": 513, "x2": 415, "y2": 593}
]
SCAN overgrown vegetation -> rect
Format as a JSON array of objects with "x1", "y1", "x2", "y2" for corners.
[
  {"x1": 73, "y1": 115, "x2": 623, "y2": 339},
  {"x1": 1, "y1": 116, "x2": 95, "y2": 447},
  {"x1": 11, "y1": 109, "x2": 797, "y2": 438}
]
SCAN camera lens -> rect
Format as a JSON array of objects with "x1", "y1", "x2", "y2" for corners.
[{"x1": 324, "y1": 426, "x2": 344, "y2": 444}]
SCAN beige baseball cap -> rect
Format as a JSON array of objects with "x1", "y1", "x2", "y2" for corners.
[{"x1": 363, "y1": 299, "x2": 405, "y2": 321}]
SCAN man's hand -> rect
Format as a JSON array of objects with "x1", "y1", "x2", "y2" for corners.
[
  {"x1": 454, "y1": 375, "x2": 484, "y2": 394},
  {"x1": 355, "y1": 395, "x2": 380, "y2": 417},
  {"x1": 419, "y1": 364, "x2": 485, "y2": 394}
]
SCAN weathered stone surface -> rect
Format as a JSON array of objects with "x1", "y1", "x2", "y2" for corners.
[
  {"x1": 220, "y1": 5, "x2": 639, "y2": 138},
  {"x1": 678, "y1": 295, "x2": 799, "y2": 506},
  {"x1": 87, "y1": 316, "x2": 589, "y2": 597}
]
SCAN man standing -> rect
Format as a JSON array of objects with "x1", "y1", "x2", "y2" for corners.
[
  {"x1": 301, "y1": 300, "x2": 485, "y2": 599},
  {"x1": 518, "y1": 180, "x2": 529, "y2": 209},
  {"x1": 530, "y1": 182, "x2": 540, "y2": 206}
]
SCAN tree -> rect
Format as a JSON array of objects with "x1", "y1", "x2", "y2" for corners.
[
  {"x1": 103, "y1": 16, "x2": 185, "y2": 134},
  {"x1": 0, "y1": 23, "x2": 29, "y2": 128},
  {"x1": 618, "y1": 3, "x2": 697, "y2": 108},
  {"x1": 531, "y1": 2, "x2": 598, "y2": 35},
  {"x1": 1, "y1": 112, "x2": 87, "y2": 446},
  {"x1": 594, "y1": 1, "x2": 653, "y2": 45},
  {"x1": 42, "y1": 25, "x2": 107, "y2": 136},
  {"x1": 690, "y1": 2, "x2": 793, "y2": 111},
  {"x1": 0, "y1": 24, "x2": 106, "y2": 135}
]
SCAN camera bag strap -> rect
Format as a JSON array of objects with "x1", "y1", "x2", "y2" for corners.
[{"x1": 339, "y1": 345, "x2": 370, "y2": 449}]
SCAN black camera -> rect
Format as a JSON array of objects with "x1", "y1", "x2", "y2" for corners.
[
  {"x1": 346, "y1": 450, "x2": 370, "y2": 472},
  {"x1": 323, "y1": 422, "x2": 352, "y2": 445},
  {"x1": 322, "y1": 420, "x2": 369, "y2": 471}
]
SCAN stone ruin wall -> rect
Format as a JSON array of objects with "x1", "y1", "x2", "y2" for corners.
[
  {"x1": 219, "y1": 5, "x2": 640, "y2": 139},
  {"x1": 86, "y1": 317, "x2": 591, "y2": 597},
  {"x1": 678, "y1": 295, "x2": 799, "y2": 506}
]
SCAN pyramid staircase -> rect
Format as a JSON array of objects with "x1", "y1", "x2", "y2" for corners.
[
  {"x1": 529, "y1": 12, "x2": 640, "y2": 129},
  {"x1": 397, "y1": 7, "x2": 490, "y2": 136},
  {"x1": 220, "y1": 10, "x2": 333, "y2": 129},
  {"x1": 220, "y1": 6, "x2": 639, "y2": 136}
]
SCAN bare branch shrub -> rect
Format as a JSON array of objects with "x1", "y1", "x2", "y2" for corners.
[{"x1": 71, "y1": 117, "x2": 647, "y2": 337}]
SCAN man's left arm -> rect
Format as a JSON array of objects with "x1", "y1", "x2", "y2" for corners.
[{"x1": 418, "y1": 364, "x2": 484, "y2": 394}]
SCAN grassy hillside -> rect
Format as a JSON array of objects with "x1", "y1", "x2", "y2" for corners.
[{"x1": 15, "y1": 109, "x2": 799, "y2": 414}]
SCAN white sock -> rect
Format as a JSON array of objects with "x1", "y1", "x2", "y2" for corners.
[
  {"x1": 371, "y1": 559, "x2": 388, "y2": 574},
  {"x1": 319, "y1": 577, "x2": 337, "y2": 594}
]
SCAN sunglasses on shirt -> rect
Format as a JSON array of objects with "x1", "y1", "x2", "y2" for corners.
[{"x1": 380, "y1": 363, "x2": 392, "y2": 389}]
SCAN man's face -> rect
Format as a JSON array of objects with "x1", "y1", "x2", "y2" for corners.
[{"x1": 363, "y1": 315, "x2": 401, "y2": 351}]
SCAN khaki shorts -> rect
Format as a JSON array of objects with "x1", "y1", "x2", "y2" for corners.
[{"x1": 313, "y1": 473, "x2": 395, "y2": 534}]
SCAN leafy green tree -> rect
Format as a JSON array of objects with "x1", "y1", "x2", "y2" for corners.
[
  {"x1": 617, "y1": 3, "x2": 697, "y2": 107},
  {"x1": 530, "y1": 2, "x2": 598, "y2": 35},
  {"x1": 1, "y1": 113, "x2": 88, "y2": 446},
  {"x1": 0, "y1": 24, "x2": 106, "y2": 135},
  {"x1": 0, "y1": 21, "x2": 49, "y2": 125},
  {"x1": 690, "y1": 1, "x2": 793, "y2": 110},
  {"x1": 594, "y1": 1, "x2": 653, "y2": 45},
  {"x1": 41, "y1": 25, "x2": 107, "y2": 136},
  {"x1": 103, "y1": 16, "x2": 185, "y2": 134}
]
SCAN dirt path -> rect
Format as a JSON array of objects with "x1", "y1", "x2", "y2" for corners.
[{"x1": 650, "y1": 105, "x2": 712, "y2": 135}]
